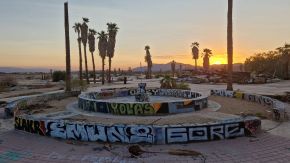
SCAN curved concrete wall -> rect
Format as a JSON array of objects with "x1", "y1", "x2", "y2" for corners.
[
  {"x1": 78, "y1": 88, "x2": 208, "y2": 115},
  {"x1": 5, "y1": 91, "x2": 80, "y2": 118},
  {"x1": 210, "y1": 89, "x2": 289, "y2": 121},
  {"x1": 14, "y1": 115, "x2": 261, "y2": 144}
]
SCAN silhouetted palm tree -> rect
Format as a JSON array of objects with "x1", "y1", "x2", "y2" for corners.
[
  {"x1": 191, "y1": 42, "x2": 199, "y2": 71},
  {"x1": 144, "y1": 45, "x2": 153, "y2": 79},
  {"x1": 277, "y1": 43, "x2": 290, "y2": 80},
  {"x1": 171, "y1": 60, "x2": 176, "y2": 77},
  {"x1": 202, "y1": 48, "x2": 213, "y2": 70},
  {"x1": 97, "y1": 31, "x2": 108, "y2": 85},
  {"x1": 106, "y1": 23, "x2": 119, "y2": 83},
  {"x1": 72, "y1": 23, "x2": 83, "y2": 82},
  {"x1": 227, "y1": 0, "x2": 233, "y2": 91},
  {"x1": 64, "y1": 2, "x2": 71, "y2": 92},
  {"x1": 81, "y1": 17, "x2": 89, "y2": 84},
  {"x1": 88, "y1": 29, "x2": 97, "y2": 83}
]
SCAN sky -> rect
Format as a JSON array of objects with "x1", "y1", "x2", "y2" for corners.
[{"x1": 0, "y1": 0, "x2": 289, "y2": 70}]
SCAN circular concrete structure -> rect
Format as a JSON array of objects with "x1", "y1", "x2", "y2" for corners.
[
  {"x1": 11, "y1": 89, "x2": 265, "y2": 145},
  {"x1": 78, "y1": 88, "x2": 208, "y2": 115}
]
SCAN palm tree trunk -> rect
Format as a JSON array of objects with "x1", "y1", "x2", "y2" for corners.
[
  {"x1": 108, "y1": 57, "x2": 112, "y2": 83},
  {"x1": 147, "y1": 65, "x2": 150, "y2": 79},
  {"x1": 102, "y1": 58, "x2": 105, "y2": 85},
  {"x1": 84, "y1": 45, "x2": 89, "y2": 84},
  {"x1": 195, "y1": 59, "x2": 197, "y2": 71},
  {"x1": 285, "y1": 61, "x2": 289, "y2": 80},
  {"x1": 227, "y1": 0, "x2": 233, "y2": 91},
  {"x1": 78, "y1": 39, "x2": 83, "y2": 82},
  {"x1": 64, "y1": 2, "x2": 71, "y2": 92},
  {"x1": 91, "y1": 52, "x2": 96, "y2": 84}
]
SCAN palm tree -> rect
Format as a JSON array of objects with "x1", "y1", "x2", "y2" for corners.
[
  {"x1": 106, "y1": 23, "x2": 119, "y2": 83},
  {"x1": 202, "y1": 48, "x2": 213, "y2": 70},
  {"x1": 64, "y1": 2, "x2": 71, "y2": 92},
  {"x1": 277, "y1": 43, "x2": 290, "y2": 80},
  {"x1": 88, "y1": 29, "x2": 97, "y2": 84},
  {"x1": 191, "y1": 42, "x2": 199, "y2": 71},
  {"x1": 97, "y1": 31, "x2": 108, "y2": 85},
  {"x1": 171, "y1": 60, "x2": 176, "y2": 77},
  {"x1": 227, "y1": 0, "x2": 233, "y2": 91},
  {"x1": 144, "y1": 45, "x2": 153, "y2": 79},
  {"x1": 72, "y1": 23, "x2": 83, "y2": 83},
  {"x1": 81, "y1": 17, "x2": 89, "y2": 84}
]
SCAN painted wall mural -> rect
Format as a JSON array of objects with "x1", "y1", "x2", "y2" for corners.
[
  {"x1": 79, "y1": 88, "x2": 208, "y2": 115},
  {"x1": 14, "y1": 116, "x2": 261, "y2": 144}
]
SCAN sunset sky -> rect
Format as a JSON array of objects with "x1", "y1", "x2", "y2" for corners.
[{"x1": 0, "y1": 0, "x2": 289, "y2": 70}]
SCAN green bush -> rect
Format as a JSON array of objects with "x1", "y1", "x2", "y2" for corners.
[
  {"x1": 176, "y1": 82, "x2": 190, "y2": 90},
  {"x1": 0, "y1": 76, "x2": 17, "y2": 92},
  {"x1": 71, "y1": 79, "x2": 88, "y2": 91},
  {"x1": 52, "y1": 71, "x2": 66, "y2": 82},
  {"x1": 0, "y1": 76, "x2": 17, "y2": 87}
]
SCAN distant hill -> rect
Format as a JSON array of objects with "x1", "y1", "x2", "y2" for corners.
[
  {"x1": 132, "y1": 61, "x2": 199, "y2": 72},
  {"x1": 0, "y1": 67, "x2": 51, "y2": 73},
  {"x1": 133, "y1": 62, "x2": 244, "y2": 72}
]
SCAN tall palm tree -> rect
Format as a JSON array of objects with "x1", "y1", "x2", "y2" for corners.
[
  {"x1": 106, "y1": 23, "x2": 119, "y2": 83},
  {"x1": 171, "y1": 60, "x2": 176, "y2": 77},
  {"x1": 72, "y1": 23, "x2": 83, "y2": 82},
  {"x1": 202, "y1": 48, "x2": 213, "y2": 70},
  {"x1": 88, "y1": 29, "x2": 97, "y2": 84},
  {"x1": 191, "y1": 42, "x2": 199, "y2": 71},
  {"x1": 97, "y1": 31, "x2": 108, "y2": 85},
  {"x1": 277, "y1": 43, "x2": 290, "y2": 80},
  {"x1": 81, "y1": 17, "x2": 89, "y2": 84},
  {"x1": 144, "y1": 45, "x2": 153, "y2": 79},
  {"x1": 227, "y1": 0, "x2": 233, "y2": 90},
  {"x1": 64, "y1": 2, "x2": 71, "y2": 92}
]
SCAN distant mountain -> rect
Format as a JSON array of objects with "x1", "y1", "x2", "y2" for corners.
[
  {"x1": 132, "y1": 62, "x2": 244, "y2": 72},
  {"x1": 132, "y1": 61, "x2": 199, "y2": 72},
  {"x1": 0, "y1": 67, "x2": 51, "y2": 73}
]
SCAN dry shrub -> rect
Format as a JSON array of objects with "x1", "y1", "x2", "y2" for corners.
[{"x1": 0, "y1": 76, "x2": 17, "y2": 91}]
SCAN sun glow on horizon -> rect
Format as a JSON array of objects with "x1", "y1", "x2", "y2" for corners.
[{"x1": 213, "y1": 60, "x2": 222, "y2": 65}]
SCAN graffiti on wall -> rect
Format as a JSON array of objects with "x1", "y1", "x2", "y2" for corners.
[
  {"x1": 211, "y1": 90, "x2": 275, "y2": 107},
  {"x1": 15, "y1": 116, "x2": 261, "y2": 144},
  {"x1": 78, "y1": 97, "x2": 208, "y2": 115},
  {"x1": 244, "y1": 119, "x2": 261, "y2": 136},
  {"x1": 45, "y1": 121, "x2": 155, "y2": 143},
  {"x1": 78, "y1": 89, "x2": 208, "y2": 115},
  {"x1": 87, "y1": 88, "x2": 202, "y2": 100},
  {"x1": 109, "y1": 103, "x2": 163, "y2": 115},
  {"x1": 165, "y1": 122, "x2": 244, "y2": 143},
  {"x1": 15, "y1": 117, "x2": 46, "y2": 135}
]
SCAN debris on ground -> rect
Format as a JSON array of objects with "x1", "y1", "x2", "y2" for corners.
[
  {"x1": 103, "y1": 143, "x2": 112, "y2": 151},
  {"x1": 128, "y1": 145, "x2": 145, "y2": 157}
]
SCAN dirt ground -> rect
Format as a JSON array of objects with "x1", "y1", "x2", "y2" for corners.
[
  {"x1": 20, "y1": 97, "x2": 78, "y2": 115},
  {"x1": 209, "y1": 96, "x2": 273, "y2": 119}
]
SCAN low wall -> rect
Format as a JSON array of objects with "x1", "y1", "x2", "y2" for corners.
[
  {"x1": 5, "y1": 91, "x2": 80, "y2": 118},
  {"x1": 14, "y1": 115, "x2": 261, "y2": 144},
  {"x1": 78, "y1": 88, "x2": 208, "y2": 115},
  {"x1": 211, "y1": 89, "x2": 289, "y2": 121}
]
